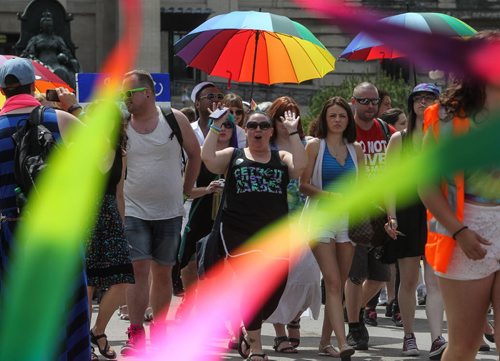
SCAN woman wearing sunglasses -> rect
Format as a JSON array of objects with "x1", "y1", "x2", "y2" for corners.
[
  {"x1": 262, "y1": 96, "x2": 320, "y2": 354},
  {"x1": 201, "y1": 110, "x2": 307, "y2": 361},
  {"x1": 223, "y1": 93, "x2": 246, "y2": 127},
  {"x1": 299, "y1": 96, "x2": 363, "y2": 358}
]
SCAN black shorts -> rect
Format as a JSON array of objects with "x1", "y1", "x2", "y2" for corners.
[{"x1": 348, "y1": 245, "x2": 391, "y2": 283}]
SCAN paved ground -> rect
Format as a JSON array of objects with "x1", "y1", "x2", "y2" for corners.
[{"x1": 95, "y1": 296, "x2": 497, "y2": 361}]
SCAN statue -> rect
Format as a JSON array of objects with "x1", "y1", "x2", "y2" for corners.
[{"x1": 20, "y1": 10, "x2": 79, "y2": 87}]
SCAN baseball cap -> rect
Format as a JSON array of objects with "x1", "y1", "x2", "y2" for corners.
[
  {"x1": 190, "y1": 81, "x2": 215, "y2": 102},
  {"x1": 411, "y1": 83, "x2": 441, "y2": 97},
  {"x1": 0, "y1": 58, "x2": 36, "y2": 88}
]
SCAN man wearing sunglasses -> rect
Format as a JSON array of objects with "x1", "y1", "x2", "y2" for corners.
[
  {"x1": 190, "y1": 81, "x2": 246, "y2": 148},
  {"x1": 120, "y1": 70, "x2": 201, "y2": 355},
  {"x1": 344, "y1": 82, "x2": 396, "y2": 351}
]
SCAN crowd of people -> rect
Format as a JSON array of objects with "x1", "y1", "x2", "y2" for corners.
[{"x1": 0, "y1": 29, "x2": 498, "y2": 361}]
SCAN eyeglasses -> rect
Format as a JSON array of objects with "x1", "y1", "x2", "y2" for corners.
[
  {"x1": 121, "y1": 87, "x2": 146, "y2": 99},
  {"x1": 354, "y1": 97, "x2": 380, "y2": 105},
  {"x1": 413, "y1": 94, "x2": 437, "y2": 103},
  {"x1": 246, "y1": 121, "x2": 272, "y2": 130},
  {"x1": 200, "y1": 93, "x2": 224, "y2": 101},
  {"x1": 230, "y1": 109, "x2": 244, "y2": 116},
  {"x1": 221, "y1": 121, "x2": 234, "y2": 129}
]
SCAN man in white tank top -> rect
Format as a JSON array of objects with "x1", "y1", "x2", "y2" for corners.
[{"x1": 120, "y1": 70, "x2": 201, "y2": 355}]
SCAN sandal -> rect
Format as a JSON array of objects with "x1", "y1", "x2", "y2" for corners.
[
  {"x1": 237, "y1": 327, "x2": 251, "y2": 359},
  {"x1": 273, "y1": 336, "x2": 297, "y2": 353},
  {"x1": 246, "y1": 353, "x2": 268, "y2": 361},
  {"x1": 339, "y1": 344, "x2": 355, "y2": 358},
  {"x1": 90, "y1": 330, "x2": 117, "y2": 359},
  {"x1": 91, "y1": 346, "x2": 99, "y2": 361},
  {"x1": 286, "y1": 318, "x2": 301, "y2": 348},
  {"x1": 318, "y1": 344, "x2": 340, "y2": 357}
]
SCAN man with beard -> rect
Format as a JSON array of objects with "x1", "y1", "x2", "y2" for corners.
[{"x1": 120, "y1": 70, "x2": 200, "y2": 355}]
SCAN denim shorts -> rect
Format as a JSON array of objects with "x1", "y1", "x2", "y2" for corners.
[{"x1": 125, "y1": 216, "x2": 182, "y2": 266}]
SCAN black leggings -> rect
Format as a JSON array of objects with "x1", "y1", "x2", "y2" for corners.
[{"x1": 229, "y1": 257, "x2": 288, "y2": 331}]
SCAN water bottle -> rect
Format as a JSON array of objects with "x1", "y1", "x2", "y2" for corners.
[{"x1": 14, "y1": 187, "x2": 27, "y2": 213}]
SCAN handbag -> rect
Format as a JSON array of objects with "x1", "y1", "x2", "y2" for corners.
[
  {"x1": 196, "y1": 150, "x2": 236, "y2": 279},
  {"x1": 348, "y1": 205, "x2": 388, "y2": 248}
]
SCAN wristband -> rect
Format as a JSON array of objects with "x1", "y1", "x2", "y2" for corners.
[
  {"x1": 288, "y1": 130, "x2": 299, "y2": 136},
  {"x1": 209, "y1": 125, "x2": 221, "y2": 135},
  {"x1": 210, "y1": 124, "x2": 222, "y2": 132},
  {"x1": 452, "y1": 225, "x2": 468, "y2": 240},
  {"x1": 67, "y1": 104, "x2": 83, "y2": 114}
]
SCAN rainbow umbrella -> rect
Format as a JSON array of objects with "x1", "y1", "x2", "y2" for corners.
[
  {"x1": 0, "y1": 55, "x2": 73, "y2": 106},
  {"x1": 174, "y1": 10, "x2": 335, "y2": 99},
  {"x1": 340, "y1": 12, "x2": 477, "y2": 61}
]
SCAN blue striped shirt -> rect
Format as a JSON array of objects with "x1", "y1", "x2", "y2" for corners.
[{"x1": 322, "y1": 144, "x2": 356, "y2": 190}]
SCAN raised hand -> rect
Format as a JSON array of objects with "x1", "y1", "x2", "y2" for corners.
[{"x1": 280, "y1": 110, "x2": 300, "y2": 134}]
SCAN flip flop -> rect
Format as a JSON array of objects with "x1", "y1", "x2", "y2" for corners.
[{"x1": 318, "y1": 344, "x2": 340, "y2": 357}]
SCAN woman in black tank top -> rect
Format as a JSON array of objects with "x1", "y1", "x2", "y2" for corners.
[{"x1": 201, "y1": 111, "x2": 307, "y2": 361}]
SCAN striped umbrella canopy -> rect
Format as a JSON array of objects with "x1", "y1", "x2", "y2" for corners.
[
  {"x1": 174, "y1": 11, "x2": 335, "y2": 88},
  {"x1": 0, "y1": 55, "x2": 73, "y2": 106},
  {"x1": 340, "y1": 12, "x2": 477, "y2": 61}
]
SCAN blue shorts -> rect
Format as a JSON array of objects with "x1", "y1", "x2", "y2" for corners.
[{"x1": 125, "y1": 216, "x2": 182, "y2": 266}]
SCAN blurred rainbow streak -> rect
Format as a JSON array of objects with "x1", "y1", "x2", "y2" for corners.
[
  {"x1": 149, "y1": 118, "x2": 499, "y2": 361},
  {"x1": 0, "y1": 0, "x2": 141, "y2": 359}
]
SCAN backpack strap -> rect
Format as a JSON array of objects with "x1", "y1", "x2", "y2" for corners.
[
  {"x1": 375, "y1": 118, "x2": 391, "y2": 142},
  {"x1": 160, "y1": 105, "x2": 186, "y2": 168},
  {"x1": 29, "y1": 106, "x2": 46, "y2": 126}
]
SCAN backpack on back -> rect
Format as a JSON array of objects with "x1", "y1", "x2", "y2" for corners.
[{"x1": 11, "y1": 106, "x2": 57, "y2": 197}]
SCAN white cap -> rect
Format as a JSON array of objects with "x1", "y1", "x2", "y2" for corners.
[{"x1": 190, "y1": 81, "x2": 215, "y2": 102}]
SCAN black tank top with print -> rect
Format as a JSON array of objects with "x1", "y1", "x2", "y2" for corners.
[{"x1": 222, "y1": 148, "x2": 289, "y2": 236}]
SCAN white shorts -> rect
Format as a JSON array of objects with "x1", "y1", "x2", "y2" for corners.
[
  {"x1": 436, "y1": 203, "x2": 500, "y2": 281},
  {"x1": 317, "y1": 215, "x2": 352, "y2": 244}
]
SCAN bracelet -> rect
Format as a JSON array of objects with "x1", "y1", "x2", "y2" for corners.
[
  {"x1": 210, "y1": 124, "x2": 221, "y2": 134},
  {"x1": 67, "y1": 104, "x2": 82, "y2": 114},
  {"x1": 452, "y1": 225, "x2": 468, "y2": 240},
  {"x1": 288, "y1": 131, "x2": 299, "y2": 136},
  {"x1": 183, "y1": 192, "x2": 190, "y2": 201}
]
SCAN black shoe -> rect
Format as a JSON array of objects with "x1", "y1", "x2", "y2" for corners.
[
  {"x1": 347, "y1": 325, "x2": 369, "y2": 350},
  {"x1": 385, "y1": 299, "x2": 394, "y2": 317}
]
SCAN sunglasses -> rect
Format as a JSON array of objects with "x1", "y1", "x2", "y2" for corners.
[
  {"x1": 413, "y1": 94, "x2": 437, "y2": 103},
  {"x1": 121, "y1": 87, "x2": 146, "y2": 99},
  {"x1": 354, "y1": 97, "x2": 380, "y2": 105},
  {"x1": 246, "y1": 121, "x2": 272, "y2": 130},
  {"x1": 230, "y1": 109, "x2": 244, "y2": 116},
  {"x1": 200, "y1": 93, "x2": 224, "y2": 101},
  {"x1": 221, "y1": 121, "x2": 234, "y2": 129}
]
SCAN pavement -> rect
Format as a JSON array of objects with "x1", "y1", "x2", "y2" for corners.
[{"x1": 95, "y1": 295, "x2": 497, "y2": 361}]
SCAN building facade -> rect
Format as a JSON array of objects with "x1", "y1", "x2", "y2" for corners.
[{"x1": 0, "y1": 0, "x2": 499, "y2": 107}]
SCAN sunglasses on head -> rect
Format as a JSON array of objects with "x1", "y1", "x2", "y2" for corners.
[
  {"x1": 121, "y1": 87, "x2": 146, "y2": 100},
  {"x1": 354, "y1": 97, "x2": 380, "y2": 105},
  {"x1": 200, "y1": 93, "x2": 224, "y2": 101},
  {"x1": 230, "y1": 109, "x2": 244, "y2": 116},
  {"x1": 246, "y1": 121, "x2": 272, "y2": 130}
]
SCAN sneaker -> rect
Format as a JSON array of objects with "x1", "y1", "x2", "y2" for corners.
[
  {"x1": 429, "y1": 336, "x2": 447, "y2": 360},
  {"x1": 347, "y1": 324, "x2": 369, "y2": 350},
  {"x1": 416, "y1": 285, "x2": 427, "y2": 305},
  {"x1": 121, "y1": 324, "x2": 146, "y2": 356},
  {"x1": 364, "y1": 307, "x2": 378, "y2": 326},
  {"x1": 378, "y1": 287, "x2": 388, "y2": 306},
  {"x1": 402, "y1": 333, "x2": 420, "y2": 356},
  {"x1": 392, "y1": 311, "x2": 403, "y2": 327}
]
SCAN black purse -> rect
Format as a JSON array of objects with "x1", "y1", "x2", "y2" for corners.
[{"x1": 348, "y1": 205, "x2": 388, "y2": 248}]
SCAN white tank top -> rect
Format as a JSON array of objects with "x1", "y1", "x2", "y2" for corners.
[{"x1": 124, "y1": 108, "x2": 184, "y2": 220}]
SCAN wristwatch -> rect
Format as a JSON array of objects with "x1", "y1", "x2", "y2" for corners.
[{"x1": 67, "y1": 104, "x2": 83, "y2": 114}]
